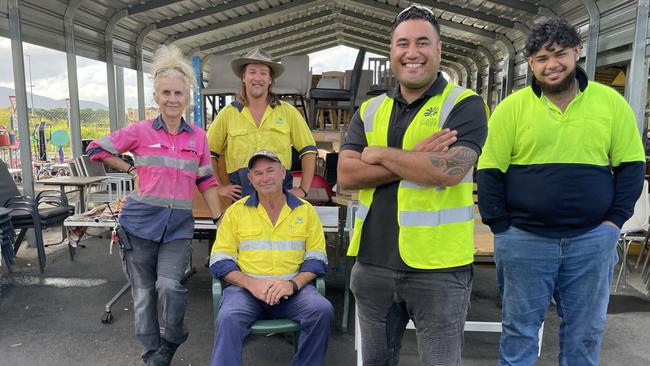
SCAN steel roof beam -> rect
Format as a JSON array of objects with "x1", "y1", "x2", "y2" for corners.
[
  {"x1": 127, "y1": 0, "x2": 179, "y2": 15},
  {"x1": 350, "y1": 0, "x2": 499, "y2": 39},
  {"x1": 198, "y1": 9, "x2": 334, "y2": 52},
  {"x1": 165, "y1": 0, "x2": 321, "y2": 44},
  {"x1": 484, "y1": 0, "x2": 539, "y2": 14},
  {"x1": 274, "y1": 38, "x2": 341, "y2": 58},
  {"x1": 214, "y1": 22, "x2": 337, "y2": 55}
]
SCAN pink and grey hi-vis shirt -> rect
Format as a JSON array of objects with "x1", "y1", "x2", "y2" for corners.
[{"x1": 87, "y1": 116, "x2": 217, "y2": 243}]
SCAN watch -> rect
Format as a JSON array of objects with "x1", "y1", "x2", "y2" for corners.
[
  {"x1": 288, "y1": 279, "x2": 299, "y2": 294},
  {"x1": 212, "y1": 214, "x2": 223, "y2": 225}
]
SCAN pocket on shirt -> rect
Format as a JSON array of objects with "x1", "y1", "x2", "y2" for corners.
[{"x1": 237, "y1": 227, "x2": 262, "y2": 239}]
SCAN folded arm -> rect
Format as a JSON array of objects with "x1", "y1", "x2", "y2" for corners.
[{"x1": 361, "y1": 145, "x2": 478, "y2": 187}]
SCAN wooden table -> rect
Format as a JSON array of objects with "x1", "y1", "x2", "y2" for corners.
[{"x1": 38, "y1": 176, "x2": 107, "y2": 213}]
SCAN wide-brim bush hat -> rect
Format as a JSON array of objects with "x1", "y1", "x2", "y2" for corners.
[{"x1": 231, "y1": 48, "x2": 285, "y2": 78}]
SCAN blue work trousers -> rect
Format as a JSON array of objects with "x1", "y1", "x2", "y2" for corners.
[
  {"x1": 210, "y1": 283, "x2": 333, "y2": 366},
  {"x1": 121, "y1": 231, "x2": 192, "y2": 357},
  {"x1": 494, "y1": 224, "x2": 620, "y2": 366}
]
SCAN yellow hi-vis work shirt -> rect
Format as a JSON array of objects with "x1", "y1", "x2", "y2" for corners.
[
  {"x1": 207, "y1": 100, "x2": 317, "y2": 174},
  {"x1": 210, "y1": 192, "x2": 327, "y2": 279}
]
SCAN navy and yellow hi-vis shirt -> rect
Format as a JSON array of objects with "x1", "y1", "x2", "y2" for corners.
[
  {"x1": 477, "y1": 67, "x2": 645, "y2": 238},
  {"x1": 209, "y1": 190, "x2": 328, "y2": 280}
]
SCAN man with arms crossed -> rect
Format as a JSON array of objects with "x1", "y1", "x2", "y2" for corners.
[{"x1": 338, "y1": 5, "x2": 488, "y2": 365}]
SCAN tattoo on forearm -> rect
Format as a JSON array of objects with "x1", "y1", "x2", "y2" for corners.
[{"x1": 429, "y1": 147, "x2": 477, "y2": 176}]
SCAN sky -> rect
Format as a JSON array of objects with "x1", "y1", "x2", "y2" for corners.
[{"x1": 0, "y1": 37, "x2": 381, "y2": 109}]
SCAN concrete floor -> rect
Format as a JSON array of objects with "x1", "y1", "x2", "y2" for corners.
[{"x1": 1, "y1": 227, "x2": 650, "y2": 366}]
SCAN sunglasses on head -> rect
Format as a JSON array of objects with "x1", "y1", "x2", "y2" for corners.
[{"x1": 395, "y1": 4, "x2": 436, "y2": 21}]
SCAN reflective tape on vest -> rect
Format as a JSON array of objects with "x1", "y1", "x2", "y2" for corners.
[
  {"x1": 439, "y1": 86, "x2": 466, "y2": 129},
  {"x1": 355, "y1": 203, "x2": 370, "y2": 221},
  {"x1": 399, "y1": 205, "x2": 474, "y2": 227},
  {"x1": 362, "y1": 94, "x2": 387, "y2": 132}
]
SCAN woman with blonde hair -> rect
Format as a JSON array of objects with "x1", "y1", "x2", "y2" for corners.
[{"x1": 86, "y1": 45, "x2": 222, "y2": 366}]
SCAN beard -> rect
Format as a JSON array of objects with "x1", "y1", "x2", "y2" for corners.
[{"x1": 536, "y1": 68, "x2": 576, "y2": 95}]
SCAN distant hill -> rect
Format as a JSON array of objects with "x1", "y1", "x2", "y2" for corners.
[{"x1": 0, "y1": 86, "x2": 107, "y2": 110}]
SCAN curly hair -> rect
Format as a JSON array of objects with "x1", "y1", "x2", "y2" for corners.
[
  {"x1": 150, "y1": 45, "x2": 196, "y2": 94},
  {"x1": 525, "y1": 18, "x2": 581, "y2": 57},
  {"x1": 390, "y1": 5, "x2": 440, "y2": 36}
]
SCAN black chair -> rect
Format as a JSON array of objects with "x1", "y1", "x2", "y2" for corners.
[
  {"x1": 1, "y1": 207, "x2": 16, "y2": 272},
  {"x1": 308, "y1": 48, "x2": 366, "y2": 129},
  {"x1": 0, "y1": 160, "x2": 74, "y2": 272}
]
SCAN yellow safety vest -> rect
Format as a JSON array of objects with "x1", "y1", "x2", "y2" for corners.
[{"x1": 348, "y1": 83, "x2": 478, "y2": 269}]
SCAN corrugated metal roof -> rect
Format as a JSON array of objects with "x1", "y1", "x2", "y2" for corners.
[{"x1": 0, "y1": 0, "x2": 647, "y2": 95}]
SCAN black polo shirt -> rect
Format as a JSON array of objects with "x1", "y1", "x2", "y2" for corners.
[{"x1": 340, "y1": 74, "x2": 488, "y2": 272}]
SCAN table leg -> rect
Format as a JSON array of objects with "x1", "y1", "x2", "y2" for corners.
[{"x1": 79, "y1": 186, "x2": 86, "y2": 213}]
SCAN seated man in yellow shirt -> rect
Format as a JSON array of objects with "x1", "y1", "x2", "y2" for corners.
[{"x1": 209, "y1": 150, "x2": 332, "y2": 366}]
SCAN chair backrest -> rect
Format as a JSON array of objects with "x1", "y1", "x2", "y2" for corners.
[
  {"x1": 273, "y1": 55, "x2": 310, "y2": 95},
  {"x1": 0, "y1": 160, "x2": 21, "y2": 203},
  {"x1": 202, "y1": 54, "x2": 241, "y2": 96},
  {"x1": 79, "y1": 155, "x2": 107, "y2": 177},
  {"x1": 316, "y1": 77, "x2": 341, "y2": 89},
  {"x1": 74, "y1": 156, "x2": 88, "y2": 177},
  {"x1": 622, "y1": 180, "x2": 650, "y2": 233},
  {"x1": 345, "y1": 69, "x2": 373, "y2": 107},
  {"x1": 68, "y1": 161, "x2": 80, "y2": 177},
  {"x1": 347, "y1": 48, "x2": 367, "y2": 102}
]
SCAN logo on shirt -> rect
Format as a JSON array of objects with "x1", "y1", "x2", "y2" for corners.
[
  {"x1": 420, "y1": 106, "x2": 439, "y2": 126},
  {"x1": 423, "y1": 106, "x2": 438, "y2": 118},
  {"x1": 295, "y1": 217, "x2": 304, "y2": 225},
  {"x1": 187, "y1": 140, "x2": 196, "y2": 148},
  {"x1": 276, "y1": 116, "x2": 286, "y2": 124}
]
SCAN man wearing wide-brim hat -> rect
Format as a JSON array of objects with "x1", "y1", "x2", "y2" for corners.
[{"x1": 207, "y1": 47, "x2": 317, "y2": 207}]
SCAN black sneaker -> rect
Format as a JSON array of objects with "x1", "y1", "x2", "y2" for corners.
[{"x1": 147, "y1": 339, "x2": 180, "y2": 366}]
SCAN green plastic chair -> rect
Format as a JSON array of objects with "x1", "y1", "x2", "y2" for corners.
[{"x1": 212, "y1": 276, "x2": 326, "y2": 354}]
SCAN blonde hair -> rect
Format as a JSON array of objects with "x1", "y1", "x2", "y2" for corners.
[{"x1": 150, "y1": 45, "x2": 195, "y2": 94}]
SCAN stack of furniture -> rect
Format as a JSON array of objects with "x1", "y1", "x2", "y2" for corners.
[{"x1": 0, "y1": 207, "x2": 15, "y2": 271}]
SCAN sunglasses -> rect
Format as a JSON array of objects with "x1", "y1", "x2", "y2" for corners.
[
  {"x1": 155, "y1": 67, "x2": 186, "y2": 77},
  {"x1": 395, "y1": 4, "x2": 436, "y2": 21}
]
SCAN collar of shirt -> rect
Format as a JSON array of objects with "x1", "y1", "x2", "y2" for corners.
[
  {"x1": 244, "y1": 189, "x2": 304, "y2": 210},
  {"x1": 387, "y1": 72, "x2": 449, "y2": 106},
  {"x1": 531, "y1": 66, "x2": 589, "y2": 98},
  {"x1": 152, "y1": 115, "x2": 195, "y2": 134}
]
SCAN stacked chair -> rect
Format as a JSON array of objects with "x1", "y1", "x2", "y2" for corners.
[
  {"x1": 1, "y1": 160, "x2": 74, "y2": 272},
  {"x1": 0, "y1": 207, "x2": 15, "y2": 271}
]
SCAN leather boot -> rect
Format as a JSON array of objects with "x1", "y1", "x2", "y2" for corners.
[{"x1": 147, "y1": 338, "x2": 180, "y2": 366}]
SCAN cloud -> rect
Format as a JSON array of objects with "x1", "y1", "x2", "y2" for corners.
[{"x1": 309, "y1": 45, "x2": 382, "y2": 74}]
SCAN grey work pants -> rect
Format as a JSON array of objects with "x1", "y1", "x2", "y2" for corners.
[
  {"x1": 121, "y1": 230, "x2": 192, "y2": 355},
  {"x1": 350, "y1": 261, "x2": 473, "y2": 366}
]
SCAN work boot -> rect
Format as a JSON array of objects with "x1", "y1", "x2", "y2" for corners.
[
  {"x1": 141, "y1": 349, "x2": 156, "y2": 364},
  {"x1": 147, "y1": 338, "x2": 180, "y2": 366}
]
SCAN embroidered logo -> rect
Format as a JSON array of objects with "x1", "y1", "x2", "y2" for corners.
[
  {"x1": 423, "y1": 106, "x2": 438, "y2": 117},
  {"x1": 420, "y1": 106, "x2": 439, "y2": 126},
  {"x1": 187, "y1": 140, "x2": 196, "y2": 148},
  {"x1": 296, "y1": 217, "x2": 304, "y2": 225},
  {"x1": 276, "y1": 116, "x2": 286, "y2": 124}
]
